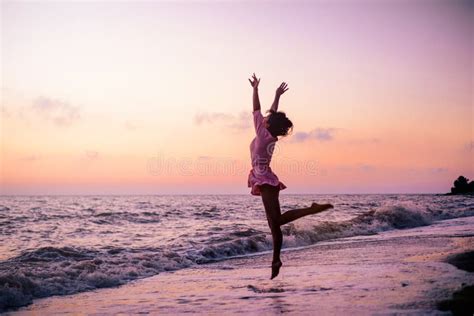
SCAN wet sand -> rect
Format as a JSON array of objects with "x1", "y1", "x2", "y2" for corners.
[
  {"x1": 437, "y1": 251, "x2": 474, "y2": 315},
  {"x1": 9, "y1": 217, "x2": 474, "y2": 315}
]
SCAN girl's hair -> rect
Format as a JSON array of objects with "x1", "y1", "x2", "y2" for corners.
[{"x1": 266, "y1": 110, "x2": 293, "y2": 138}]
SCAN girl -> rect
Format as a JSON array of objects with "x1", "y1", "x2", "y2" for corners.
[{"x1": 247, "y1": 73, "x2": 334, "y2": 279}]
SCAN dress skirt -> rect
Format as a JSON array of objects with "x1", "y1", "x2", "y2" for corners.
[{"x1": 247, "y1": 166, "x2": 287, "y2": 196}]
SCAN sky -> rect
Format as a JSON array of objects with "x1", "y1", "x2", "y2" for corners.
[{"x1": 1, "y1": 0, "x2": 473, "y2": 194}]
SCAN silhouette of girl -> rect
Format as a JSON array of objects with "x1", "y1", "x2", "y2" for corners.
[{"x1": 247, "y1": 73, "x2": 334, "y2": 279}]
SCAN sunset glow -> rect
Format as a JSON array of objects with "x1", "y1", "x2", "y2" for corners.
[{"x1": 1, "y1": 1, "x2": 472, "y2": 194}]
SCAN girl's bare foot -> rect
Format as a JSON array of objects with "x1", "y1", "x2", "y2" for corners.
[
  {"x1": 311, "y1": 202, "x2": 334, "y2": 213},
  {"x1": 271, "y1": 260, "x2": 282, "y2": 280}
]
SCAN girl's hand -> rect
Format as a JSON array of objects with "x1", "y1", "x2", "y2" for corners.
[
  {"x1": 276, "y1": 82, "x2": 289, "y2": 96},
  {"x1": 248, "y1": 73, "x2": 260, "y2": 89}
]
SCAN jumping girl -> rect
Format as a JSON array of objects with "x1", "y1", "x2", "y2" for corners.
[{"x1": 247, "y1": 73, "x2": 334, "y2": 279}]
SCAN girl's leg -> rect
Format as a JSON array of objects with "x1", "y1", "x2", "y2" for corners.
[
  {"x1": 279, "y1": 203, "x2": 333, "y2": 226},
  {"x1": 260, "y1": 184, "x2": 283, "y2": 279},
  {"x1": 260, "y1": 184, "x2": 333, "y2": 279}
]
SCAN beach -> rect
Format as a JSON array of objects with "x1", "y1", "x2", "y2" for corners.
[
  {"x1": 8, "y1": 216, "x2": 473, "y2": 315},
  {"x1": 3, "y1": 0, "x2": 473, "y2": 313}
]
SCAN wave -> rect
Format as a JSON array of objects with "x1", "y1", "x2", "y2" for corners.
[
  {"x1": 1, "y1": 203, "x2": 473, "y2": 311},
  {"x1": 0, "y1": 246, "x2": 193, "y2": 311},
  {"x1": 92, "y1": 211, "x2": 162, "y2": 224},
  {"x1": 281, "y1": 205, "x2": 433, "y2": 246},
  {"x1": 193, "y1": 204, "x2": 434, "y2": 263}
]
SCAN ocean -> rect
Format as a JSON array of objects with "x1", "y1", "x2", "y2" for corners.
[{"x1": 1, "y1": 194, "x2": 473, "y2": 312}]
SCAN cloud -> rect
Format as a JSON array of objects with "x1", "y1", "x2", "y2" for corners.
[
  {"x1": 336, "y1": 163, "x2": 376, "y2": 173},
  {"x1": 465, "y1": 141, "x2": 474, "y2": 151},
  {"x1": 85, "y1": 150, "x2": 99, "y2": 160},
  {"x1": 194, "y1": 112, "x2": 232, "y2": 124},
  {"x1": 18, "y1": 155, "x2": 42, "y2": 162},
  {"x1": 359, "y1": 163, "x2": 376, "y2": 172},
  {"x1": 194, "y1": 111, "x2": 251, "y2": 130},
  {"x1": 31, "y1": 96, "x2": 80, "y2": 126},
  {"x1": 347, "y1": 137, "x2": 381, "y2": 145},
  {"x1": 292, "y1": 128, "x2": 339, "y2": 142},
  {"x1": 124, "y1": 120, "x2": 140, "y2": 131},
  {"x1": 405, "y1": 167, "x2": 449, "y2": 176},
  {"x1": 1, "y1": 106, "x2": 12, "y2": 118},
  {"x1": 429, "y1": 167, "x2": 448, "y2": 174}
]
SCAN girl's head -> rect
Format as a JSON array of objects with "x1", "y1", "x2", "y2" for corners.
[{"x1": 264, "y1": 110, "x2": 293, "y2": 138}]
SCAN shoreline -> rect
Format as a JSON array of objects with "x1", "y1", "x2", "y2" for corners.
[
  {"x1": 6, "y1": 216, "x2": 474, "y2": 315},
  {"x1": 437, "y1": 251, "x2": 474, "y2": 315}
]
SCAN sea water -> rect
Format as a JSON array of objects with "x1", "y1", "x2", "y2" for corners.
[{"x1": 0, "y1": 194, "x2": 473, "y2": 310}]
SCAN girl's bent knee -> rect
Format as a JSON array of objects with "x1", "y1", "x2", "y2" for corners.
[{"x1": 269, "y1": 221, "x2": 281, "y2": 232}]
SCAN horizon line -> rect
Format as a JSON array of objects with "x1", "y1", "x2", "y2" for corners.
[{"x1": 0, "y1": 192, "x2": 450, "y2": 197}]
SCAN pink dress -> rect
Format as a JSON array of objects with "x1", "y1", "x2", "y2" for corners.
[{"x1": 247, "y1": 110, "x2": 287, "y2": 196}]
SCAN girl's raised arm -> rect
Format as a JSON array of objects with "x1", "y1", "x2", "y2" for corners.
[
  {"x1": 248, "y1": 73, "x2": 261, "y2": 112},
  {"x1": 270, "y1": 82, "x2": 289, "y2": 112}
]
